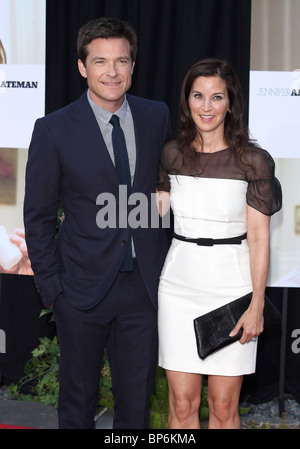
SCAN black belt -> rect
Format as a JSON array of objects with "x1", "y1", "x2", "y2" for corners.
[{"x1": 173, "y1": 232, "x2": 247, "y2": 246}]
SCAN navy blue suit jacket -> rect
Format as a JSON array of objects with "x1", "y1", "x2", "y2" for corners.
[{"x1": 24, "y1": 92, "x2": 172, "y2": 310}]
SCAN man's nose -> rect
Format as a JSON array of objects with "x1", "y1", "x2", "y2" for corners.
[{"x1": 106, "y1": 63, "x2": 118, "y2": 77}]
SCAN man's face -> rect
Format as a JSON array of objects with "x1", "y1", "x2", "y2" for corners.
[{"x1": 78, "y1": 37, "x2": 135, "y2": 112}]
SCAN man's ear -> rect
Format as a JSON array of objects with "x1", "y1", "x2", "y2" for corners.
[
  {"x1": 78, "y1": 59, "x2": 87, "y2": 78},
  {"x1": 131, "y1": 60, "x2": 135, "y2": 75}
]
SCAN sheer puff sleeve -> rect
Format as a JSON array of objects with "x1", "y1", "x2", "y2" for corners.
[
  {"x1": 157, "y1": 166, "x2": 171, "y2": 192},
  {"x1": 246, "y1": 148, "x2": 282, "y2": 216},
  {"x1": 157, "y1": 140, "x2": 181, "y2": 192}
]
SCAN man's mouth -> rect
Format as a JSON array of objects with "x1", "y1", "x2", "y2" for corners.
[{"x1": 102, "y1": 81, "x2": 121, "y2": 86}]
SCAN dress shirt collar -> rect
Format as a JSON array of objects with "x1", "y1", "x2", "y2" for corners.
[{"x1": 87, "y1": 90, "x2": 128, "y2": 125}]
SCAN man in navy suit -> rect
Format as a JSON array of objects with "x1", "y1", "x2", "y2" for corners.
[{"x1": 24, "y1": 17, "x2": 172, "y2": 429}]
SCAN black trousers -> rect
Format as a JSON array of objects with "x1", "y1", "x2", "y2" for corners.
[{"x1": 53, "y1": 261, "x2": 158, "y2": 429}]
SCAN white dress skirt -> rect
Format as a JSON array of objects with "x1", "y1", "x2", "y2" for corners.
[{"x1": 158, "y1": 175, "x2": 257, "y2": 376}]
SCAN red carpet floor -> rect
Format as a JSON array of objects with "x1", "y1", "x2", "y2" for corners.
[{"x1": 0, "y1": 423, "x2": 34, "y2": 429}]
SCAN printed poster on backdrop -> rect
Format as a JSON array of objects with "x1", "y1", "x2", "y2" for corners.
[
  {"x1": 249, "y1": 71, "x2": 300, "y2": 287},
  {"x1": 0, "y1": 0, "x2": 45, "y2": 276},
  {"x1": 0, "y1": 65, "x2": 45, "y2": 148}
]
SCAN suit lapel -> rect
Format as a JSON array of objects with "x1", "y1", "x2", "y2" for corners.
[
  {"x1": 70, "y1": 92, "x2": 119, "y2": 190},
  {"x1": 70, "y1": 93, "x2": 154, "y2": 194},
  {"x1": 127, "y1": 94, "x2": 151, "y2": 193}
]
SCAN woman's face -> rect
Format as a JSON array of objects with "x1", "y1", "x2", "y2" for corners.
[{"x1": 188, "y1": 76, "x2": 230, "y2": 138}]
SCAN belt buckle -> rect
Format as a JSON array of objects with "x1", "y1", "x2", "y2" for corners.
[{"x1": 196, "y1": 238, "x2": 214, "y2": 246}]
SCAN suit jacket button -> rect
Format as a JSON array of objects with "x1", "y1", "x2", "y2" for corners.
[{"x1": 121, "y1": 240, "x2": 127, "y2": 247}]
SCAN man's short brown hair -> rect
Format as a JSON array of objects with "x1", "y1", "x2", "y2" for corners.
[{"x1": 77, "y1": 17, "x2": 137, "y2": 65}]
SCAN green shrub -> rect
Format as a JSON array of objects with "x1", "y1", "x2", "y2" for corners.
[{"x1": 9, "y1": 336, "x2": 210, "y2": 428}]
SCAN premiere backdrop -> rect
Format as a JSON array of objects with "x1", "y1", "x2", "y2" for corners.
[
  {"x1": 45, "y1": 0, "x2": 251, "y2": 128},
  {"x1": 0, "y1": 0, "x2": 251, "y2": 274},
  {"x1": 1, "y1": 0, "x2": 299, "y2": 405},
  {"x1": 0, "y1": 0, "x2": 252, "y2": 384},
  {"x1": 0, "y1": 0, "x2": 45, "y2": 272}
]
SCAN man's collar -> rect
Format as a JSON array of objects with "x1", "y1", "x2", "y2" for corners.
[{"x1": 87, "y1": 90, "x2": 128, "y2": 125}]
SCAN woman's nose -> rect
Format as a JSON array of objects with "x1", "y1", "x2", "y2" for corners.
[{"x1": 202, "y1": 98, "x2": 212, "y2": 111}]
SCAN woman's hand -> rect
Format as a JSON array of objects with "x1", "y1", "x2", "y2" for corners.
[{"x1": 229, "y1": 299, "x2": 264, "y2": 344}]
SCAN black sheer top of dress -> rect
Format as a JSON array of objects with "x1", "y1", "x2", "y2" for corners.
[{"x1": 158, "y1": 140, "x2": 282, "y2": 216}]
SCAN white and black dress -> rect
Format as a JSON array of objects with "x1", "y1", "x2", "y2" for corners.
[{"x1": 158, "y1": 141, "x2": 282, "y2": 375}]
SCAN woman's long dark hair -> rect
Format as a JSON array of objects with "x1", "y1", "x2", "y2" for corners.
[{"x1": 178, "y1": 58, "x2": 256, "y2": 161}]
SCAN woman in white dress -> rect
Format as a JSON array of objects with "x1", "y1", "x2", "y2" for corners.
[{"x1": 157, "y1": 59, "x2": 282, "y2": 429}]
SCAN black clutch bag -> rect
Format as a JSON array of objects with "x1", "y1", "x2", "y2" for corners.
[{"x1": 193, "y1": 292, "x2": 281, "y2": 360}]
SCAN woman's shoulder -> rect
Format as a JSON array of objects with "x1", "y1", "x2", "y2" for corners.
[
  {"x1": 242, "y1": 144, "x2": 276, "y2": 179},
  {"x1": 163, "y1": 139, "x2": 180, "y2": 153},
  {"x1": 243, "y1": 144, "x2": 273, "y2": 162},
  {"x1": 161, "y1": 139, "x2": 182, "y2": 169}
]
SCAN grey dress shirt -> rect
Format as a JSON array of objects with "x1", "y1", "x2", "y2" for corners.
[{"x1": 87, "y1": 91, "x2": 136, "y2": 257}]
